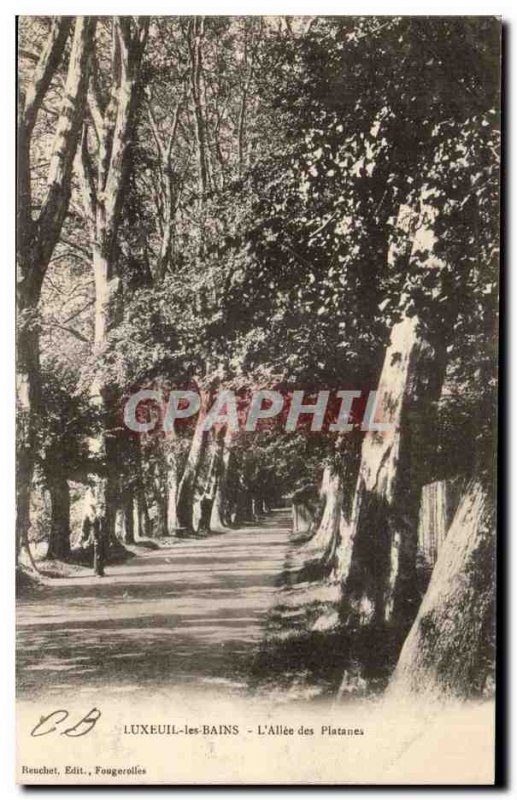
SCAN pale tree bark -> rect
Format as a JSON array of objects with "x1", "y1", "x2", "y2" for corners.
[
  {"x1": 142, "y1": 84, "x2": 187, "y2": 534},
  {"x1": 335, "y1": 192, "x2": 449, "y2": 634},
  {"x1": 209, "y1": 427, "x2": 233, "y2": 531},
  {"x1": 175, "y1": 426, "x2": 209, "y2": 531},
  {"x1": 290, "y1": 433, "x2": 361, "y2": 583},
  {"x1": 190, "y1": 424, "x2": 230, "y2": 534},
  {"x1": 114, "y1": 473, "x2": 137, "y2": 544},
  {"x1": 17, "y1": 18, "x2": 72, "y2": 241},
  {"x1": 389, "y1": 479, "x2": 495, "y2": 699},
  {"x1": 151, "y1": 459, "x2": 168, "y2": 537},
  {"x1": 146, "y1": 84, "x2": 186, "y2": 282},
  {"x1": 166, "y1": 447, "x2": 179, "y2": 533},
  {"x1": 170, "y1": 16, "x2": 215, "y2": 525},
  {"x1": 78, "y1": 16, "x2": 149, "y2": 549},
  {"x1": 302, "y1": 467, "x2": 343, "y2": 548},
  {"x1": 175, "y1": 390, "x2": 211, "y2": 533},
  {"x1": 16, "y1": 16, "x2": 96, "y2": 565},
  {"x1": 332, "y1": 314, "x2": 445, "y2": 695},
  {"x1": 193, "y1": 428, "x2": 224, "y2": 533},
  {"x1": 80, "y1": 17, "x2": 149, "y2": 349},
  {"x1": 145, "y1": 434, "x2": 180, "y2": 538},
  {"x1": 335, "y1": 315, "x2": 440, "y2": 630},
  {"x1": 186, "y1": 17, "x2": 209, "y2": 199}
]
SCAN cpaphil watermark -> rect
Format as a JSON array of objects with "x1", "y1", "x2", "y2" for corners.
[{"x1": 122, "y1": 387, "x2": 394, "y2": 435}]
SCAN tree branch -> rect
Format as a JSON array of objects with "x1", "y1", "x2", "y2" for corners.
[
  {"x1": 36, "y1": 16, "x2": 97, "y2": 272},
  {"x1": 20, "y1": 17, "x2": 71, "y2": 134},
  {"x1": 76, "y1": 124, "x2": 98, "y2": 239}
]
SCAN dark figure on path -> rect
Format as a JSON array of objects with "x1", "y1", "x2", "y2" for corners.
[{"x1": 82, "y1": 516, "x2": 106, "y2": 577}]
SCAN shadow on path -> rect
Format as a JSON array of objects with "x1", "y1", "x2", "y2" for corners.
[{"x1": 17, "y1": 512, "x2": 291, "y2": 699}]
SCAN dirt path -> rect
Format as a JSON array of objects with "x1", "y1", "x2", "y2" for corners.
[{"x1": 16, "y1": 511, "x2": 292, "y2": 700}]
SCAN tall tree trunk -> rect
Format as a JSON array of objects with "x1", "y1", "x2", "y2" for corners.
[
  {"x1": 134, "y1": 489, "x2": 150, "y2": 539},
  {"x1": 210, "y1": 428, "x2": 233, "y2": 530},
  {"x1": 86, "y1": 248, "x2": 121, "y2": 548},
  {"x1": 291, "y1": 472, "x2": 348, "y2": 584},
  {"x1": 175, "y1": 393, "x2": 210, "y2": 531},
  {"x1": 294, "y1": 436, "x2": 361, "y2": 580},
  {"x1": 192, "y1": 428, "x2": 223, "y2": 534},
  {"x1": 176, "y1": 434, "x2": 207, "y2": 530},
  {"x1": 187, "y1": 17, "x2": 209, "y2": 199},
  {"x1": 16, "y1": 17, "x2": 96, "y2": 566},
  {"x1": 166, "y1": 448, "x2": 179, "y2": 534},
  {"x1": 146, "y1": 87, "x2": 184, "y2": 282},
  {"x1": 336, "y1": 315, "x2": 442, "y2": 630},
  {"x1": 46, "y1": 473, "x2": 71, "y2": 560},
  {"x1": 303, "y1": 466, "x2": 343, "y2": 551},
  {"x1": 390, "y1": 479, "x2": 495, "y2": 699},
  {"x1": 237, "y1": 20, "x2": 258, "y2": 175},
  {"x1": 133, "y1": 441, "x2": 152, "y2": 539},
  {"x1": 78, "y1": 17, "x2": 149, "y2": 549},
  {"x1": 16, "y1": 320, "x2": 40, "y2": 564},
  {"x1": 122, "y1": 491, "x2": 135, "y2": 544},
  {"x1": 156, "y1": 499, "x2": 168, "y2": 538}
]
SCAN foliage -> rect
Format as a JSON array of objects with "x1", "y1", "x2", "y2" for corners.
[{"x1": 21, "y1": 15, "x2": 500, "y2": 516}]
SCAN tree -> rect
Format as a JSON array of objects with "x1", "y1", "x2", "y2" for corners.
[
  {"x1": 37, "y1": 359, "x2": 96, "y2": 559},
  {"x1": 389, "y1": 479, "x2": 495, "y2": 699},
  {"x1": 17, "y1": 17, "x2": 499, "y2": 714},
  {"x1": 77, "y1": 16, "x2": 149, "y2": 542},
  {"x1": 17, "y1": 16, "x2": 96, "y2": 565},
  {"x1": 332, "y1": 20, "x2": 500, "y2": 688}
]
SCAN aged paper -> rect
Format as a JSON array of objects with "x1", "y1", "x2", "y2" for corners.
[{"x1": 16, "y1": 15, "x2": 500, "y2": 785}]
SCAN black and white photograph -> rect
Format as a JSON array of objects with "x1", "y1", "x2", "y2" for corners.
[{"x1": 14, "y1": 11, "x2": 501, "y2": 785}]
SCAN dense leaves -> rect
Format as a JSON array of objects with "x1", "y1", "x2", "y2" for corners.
[{"x1": 20, "y1": 15, "x2": 499, "y2": 529}]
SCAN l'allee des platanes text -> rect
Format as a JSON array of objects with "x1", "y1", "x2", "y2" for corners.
[{"x1": 122, "y1": 723, "x2": 366, "y2": 736}]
